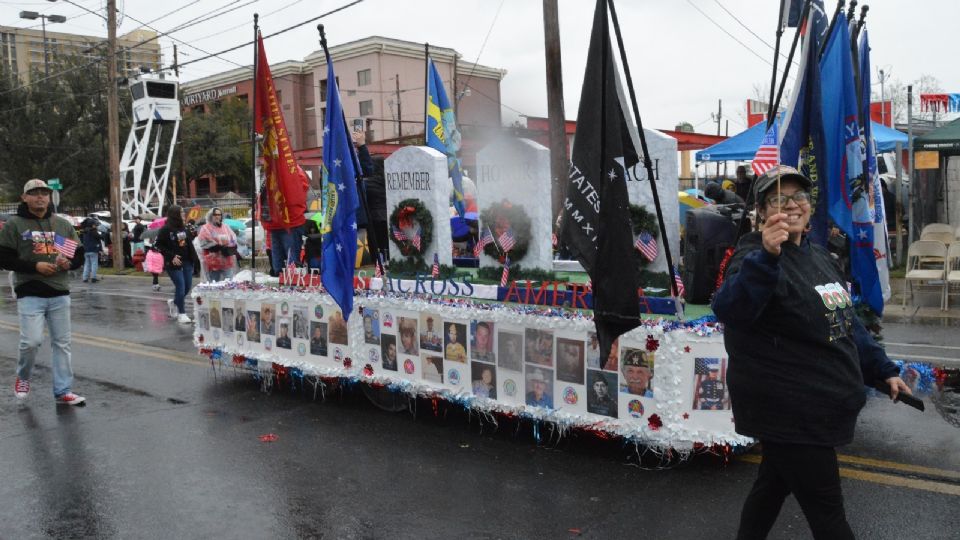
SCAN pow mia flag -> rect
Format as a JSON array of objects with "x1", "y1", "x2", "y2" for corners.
[{"x1": 560, "y1": 0, "x2": 641, "y2": 362}]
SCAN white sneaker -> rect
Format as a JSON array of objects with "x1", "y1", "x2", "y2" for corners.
[
  {"x1": 167, "y1": 299, "x2": 177, "y2": 318},
  {"x1": 177, "y1": 313, "x2": 193, "y2": 324}
]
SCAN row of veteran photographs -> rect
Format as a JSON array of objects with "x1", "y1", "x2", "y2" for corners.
[{"x1": 196, "y1": 299, "x2": 731, "y2": 419}]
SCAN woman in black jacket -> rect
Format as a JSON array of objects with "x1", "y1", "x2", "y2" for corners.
[
  {"x1": 712, "y1": 166, "x2": 910, "y2": 540},
  {"x1": 154, "y1": 205, "x2": 199, "y2": 323}
]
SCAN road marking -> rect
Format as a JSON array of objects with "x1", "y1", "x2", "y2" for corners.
[
  {"x1": 0, "y1": 320, "x2": 208, "y2": 367},
  {"x1": 886, "y1": 342, "x2": 960, "y2": 351},
  {"x1": 836, "y1": 453, "x2": 960, "y2": 481},
  {"x1": 739, "y1": 454, "x2": 960, "y2": 496}
]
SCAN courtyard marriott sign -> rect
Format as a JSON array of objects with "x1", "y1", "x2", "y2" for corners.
[{"x1": 182, "y1": 86, "x2": 238, "y2": 107}]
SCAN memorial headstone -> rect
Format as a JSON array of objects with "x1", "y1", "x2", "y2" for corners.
[
  {"x1": 384, "y1": 146, "x2": 452, "y2": 266},
  {"x1": 475, "y1": 138, "x2": 553, "y2": 272},
  {"x1": 623, "y1": 128, "x2": 680, "y2": 274}
]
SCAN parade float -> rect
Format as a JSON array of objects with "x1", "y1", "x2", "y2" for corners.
[{"x1": 189, "y1": 6, "x2": 754, "y2": 454}]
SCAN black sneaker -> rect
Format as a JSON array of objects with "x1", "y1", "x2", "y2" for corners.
[
  {"x1": 91, "y1": 278, "x2": 99, "y2": 283},
  {"x1": 82, "y1": 279, "x2": 89, "y2": 283}
]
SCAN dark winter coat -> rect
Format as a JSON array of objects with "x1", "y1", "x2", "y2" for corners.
[{"x1": 712, "y1": 232, "x2": 899, "y2": 447}]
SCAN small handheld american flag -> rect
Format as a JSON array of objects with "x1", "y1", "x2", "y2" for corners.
[
  {"x1": 500, "y1": 256, "x2": 510, "y2": 287},
  {"x1": 375, "y1": 253, "x2": 385, "y2": 278},
  {"x1": 54, "y1": 234, "x2": 78, "y2": 258},
  {"x1": 751, "y1": 120, "x2": 780, "y2": 177},
  {"x1": 412, "y1": 227, "x2": 422, "y2": 251},
  {"x1": 672, "y1": 266, "x2": 685, "y2": 298},
  {"x1": 498, "y1": 229, "x2": 516, "y2": 252},
  {"x1": 634, "y1": 231, "x2": 658, "y2": 262},
  {"x1": 431, "y1": 253, "x2": 440, "y2": 278},
  {"x1": 474, "y1": 226, "x2": 495, "y2": 257},
  {"x1": 391, "y1": 227, "x2": 407, "y2": 242}
]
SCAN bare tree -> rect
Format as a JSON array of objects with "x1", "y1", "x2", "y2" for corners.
[{"x1": 878, "y1": 74, "x2": 943, "y2": 124}]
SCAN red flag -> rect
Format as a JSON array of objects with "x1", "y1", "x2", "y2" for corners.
[{"x1": 255, "y1": 33, "x2": 308, "y2": 231}]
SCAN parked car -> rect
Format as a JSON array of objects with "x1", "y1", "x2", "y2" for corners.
[{"x1": 877, "y1": 152, "x2": 910, "y2": 211}]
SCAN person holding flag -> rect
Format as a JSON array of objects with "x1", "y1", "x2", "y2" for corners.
[
  {"x1": 255, "y1": 32, "x2": 310, "y2": 272},
  {"x1": 318, "y1": 27, "x2": 361, "y2": 320},
  {"x1": 713, "y1": 165, "x2": 910, "y2": 539},
  {"x1": 0, "y1": 179, "x2": 85, "y2": 405},
  {"x1": 425, "y1": 58, "x2": 466, "y2": 218}
]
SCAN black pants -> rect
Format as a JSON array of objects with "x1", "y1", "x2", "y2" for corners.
[{"x1": 737, "y1": 441, "x2": 854, "y2": 540}]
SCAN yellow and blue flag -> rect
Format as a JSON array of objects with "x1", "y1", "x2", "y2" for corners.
[
  {"x1": 321, "y1": 49, "x2": 361, "y2": 320},
  {"x1": 426, "y1": 58, "x2": 466, "y2": 217}
]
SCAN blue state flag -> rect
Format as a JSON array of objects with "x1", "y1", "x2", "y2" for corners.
[
  {"x1": 426, "y1": 58, "x2": 466, "y2": 217},
  {"x1": 820, "y1": 13, "x2": 883, "y2": 315},
  {"x1": 320, "y1": 51, "x2": 361, "y2": 320}
]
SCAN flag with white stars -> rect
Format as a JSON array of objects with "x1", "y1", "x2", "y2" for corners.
[
  {"x1": 320, "y1": 40, "x2": 361, "y2": 321},
  {"x1": 559, "y1": 0, "x2": 643, "y2": 364}
]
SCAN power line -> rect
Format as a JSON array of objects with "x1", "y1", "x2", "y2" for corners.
[
  {"x1": 685, "y1": 0, "x2": 777, "y2": 70},
  {"x1": 456, "y1": 0, "x2": 504, "y2": 104},
  {"x1": 185, "y1": 0, "x2": 311, "y2": 45}
]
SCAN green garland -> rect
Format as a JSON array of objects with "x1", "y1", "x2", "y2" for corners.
[
  {"x1": 629, "y1": 204, "x2": 659, "y2": 239},
  {"x1": 480, "y1": 200, "x2": 532, "y2": 263},
  {"x1": 388, "y1": 198, "x2": 434, "y2": 259}
]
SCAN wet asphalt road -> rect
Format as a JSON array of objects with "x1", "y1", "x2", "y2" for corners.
[{"x1": 0, "y1": 276, "x2": 958, "y2": 539}]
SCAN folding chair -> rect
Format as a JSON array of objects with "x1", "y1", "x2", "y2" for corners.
[
  {"x1": 944, "y1": 242, "x2": 960, "y2": 310},
  {"x1": 903, "y1": 240, "x2": 947, "y2": 308},
  {"x1": 922, "y1": 223, "x2": 953, "y2": 236}
]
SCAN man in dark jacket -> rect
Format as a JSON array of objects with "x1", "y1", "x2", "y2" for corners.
[
  {"x1": 0, "y1": 179, "x2": 86, "y2": 405},
  {"x1": 80, "y1": 217, "x2": 101, "y2": 283},
  {"x1": 713, "y1": 165, "x2": 909, "y2": 539}
]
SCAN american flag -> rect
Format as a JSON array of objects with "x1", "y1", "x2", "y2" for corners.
[
  {"x1": 54, "y1": 234, "x2": 78, "y2": 258},
  {"x1": 411, "y1": 227, "x2": 422, "y2": 251},
  {"x1": 473, "y1": 240, "x2": 484, "y2": 258},
  {"x1": 634, "y1": 231, "x2": 658, "y2": 262},
  {"x1": 498, "y1": 229, "x2": 516, "y2": 252},
  {"x1": 500, "y1": 256, "x2": 511, "y2": 287},
  {"x1": 474, "y1": 226, "x2": 495, "y2": 258},
  {"x1": 751, "y1": 121, "x2": 780, "y2": 177},
  {"x1": 672, "y1": 266, "x2": 685, "y2": 298},
  {"x1": 391, "y1": 227, "x2": 407, "y2": 242},
  {"x1": 431, "y1": 253, "x2": 440, "y2": 278}
]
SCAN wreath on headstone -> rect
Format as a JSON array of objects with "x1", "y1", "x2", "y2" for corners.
[
  {"x1": 389, "y1": 198, "x2": 434, "y2": 258},
  {"x1": 480, "y1": 200, "x2": 532, "y2": 264}
]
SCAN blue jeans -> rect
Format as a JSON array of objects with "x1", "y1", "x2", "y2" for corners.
[
  {"x1": 82, "y1": 252, "x2": 99, "y2": 280},
  {"x1": 17, "y1": 295, "x2": 74, "y2": 397},
  {"x1": 207, "y1": 269, "x2": 233, "y2": 283},
  {"x1": 167, "y1": 262, "x2": 194, "y2": 315},
  {"x1": 270, "y1": 227, "x2": 304, "y2": 270}
]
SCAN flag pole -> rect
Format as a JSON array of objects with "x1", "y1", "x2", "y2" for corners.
[
  {"x1": 819, "y1": 0, "x2": 846, "y2": 60},
  {"x1": 765, "y1": 0, "x2": 787, "y2": 129},
  {"x1": 606, "y1": 0, "x2": 680, "y2": 301},
  {"x1": 318, "y1": 24, "x2": 384, "y2": 277},
  {"x1": 249, "y1": 13, "x2": 259, "y2": 284},
  {"x1": 768, "y1": 0, "x2": 810, "y2": 129},
  {"x1": 423, "y1": 43, "x2": 430, "y2": 143}
]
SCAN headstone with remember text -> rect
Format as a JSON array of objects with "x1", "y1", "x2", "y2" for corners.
[
  {"x1": 475, "y1": 138, "x2": 553, "y2": 272},
  {"x1": 384, "y1": 146, "x2": 452, "y2": 266}
]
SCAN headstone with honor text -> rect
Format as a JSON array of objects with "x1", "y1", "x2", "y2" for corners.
[
  {"x1": 384, "y1": 146, "x2": 452, "y2": 266},
  {"x1": 475, "y1": 138, "x2": 553, "y2": 272}
]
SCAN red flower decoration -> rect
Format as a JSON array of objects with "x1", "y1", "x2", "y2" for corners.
[
  {"x1": 683, "y1": 346, "x2": 691, "y2": 353},
  {"x1": 363, "y1": 363, "x2": 374, "y2": 377},
  {"x1": 647, "y1": 413, "x2": 663, "y2": 431},
  {"x1": 343, "y1": 357, "x2": 353, "y2": 369},
  {"x1": 682, "y1": 412, "x2": 689, "y2": 420},
  {"x1": 258, "y1": 433, "x2": 279, "y2": 443},
  {"x1": 645, "y1": 335, "x2": 659, "y2": 352},
  {"x1": 232, "y1": 354, "x2": 245, "y2": 366}
]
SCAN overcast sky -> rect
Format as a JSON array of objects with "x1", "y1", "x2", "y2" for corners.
[{"x1": 3, "y1": 0, "x2": 958, "y2": 133}]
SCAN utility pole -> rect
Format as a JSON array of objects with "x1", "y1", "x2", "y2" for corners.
[
  {"x1": 715, "y1": 99, "x2": 722, "y2": 177},
  {"x1": 907, "y1": 84, "x2": 915, "y2": 245},
  {"x1": 395, "y1": 74, "x2": 402, "y2": 139},
  {"x1": 173, "y1": 44, "x2": 179, "y2": 77},
  {"x1": 173, "y1": 43, "x2": 181, "y2": 202},
  {"x1": 107, "y1": 0, "x2": 123, "y2": 270},
  {"x1": 542, "y1": 0, "x2": 567, "y2": 229}
]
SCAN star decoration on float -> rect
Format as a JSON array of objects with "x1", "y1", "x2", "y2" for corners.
[
  {"x1": 608, "y1": 168, "x2": 617, "y2": 181},
  {"x1": 682, "y1": 412, "x2": 689, "y2": 420},
  {"x1": 684, "y1": 346, "x2": 691, "y2": 353}
]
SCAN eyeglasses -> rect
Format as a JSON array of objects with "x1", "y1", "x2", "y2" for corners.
[
  {"x1": 765, "y1": 192, "x2": 810, "y2": 208},
  {"x1": 26, "y1": 189, "x2": 51, "y2": 197},
  {"x1": 212, "y1": 213, "x2": 222, "y2": 217}
]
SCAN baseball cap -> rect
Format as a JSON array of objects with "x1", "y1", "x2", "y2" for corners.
[
  {"x1": 753, "y1": 165, "x2": 812, "y2": 202},
  {"x1": 23, "y1": 179, "x2": 52, "y2": 194}
]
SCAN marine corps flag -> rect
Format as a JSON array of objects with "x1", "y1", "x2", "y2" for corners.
[
  {"x1": 255, "y1": 32, "x2": 308, "y2": 231},
  {"x1": 560, "y1": 0, "x2": 641, "y2": 362}
]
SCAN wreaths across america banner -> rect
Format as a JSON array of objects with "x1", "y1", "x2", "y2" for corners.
[{"x1": 277, "y1": 267, "x2": 678, "y2": 315}]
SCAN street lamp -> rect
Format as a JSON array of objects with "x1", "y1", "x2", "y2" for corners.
[{"x1": 18, "y1": 10, "x2": 67, "y2": 78}]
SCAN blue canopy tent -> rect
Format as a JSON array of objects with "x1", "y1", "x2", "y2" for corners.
[{"x1": 696, "y1": 120, "x2": 907, "y2": 162}]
